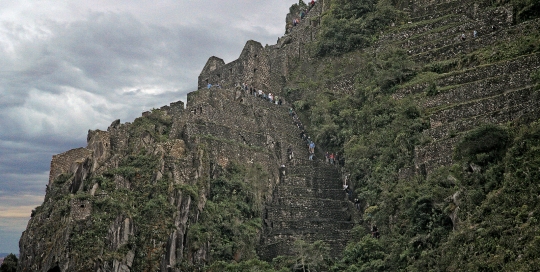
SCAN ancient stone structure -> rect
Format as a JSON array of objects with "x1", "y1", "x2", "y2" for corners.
[
  {"x1": 18, "y1": 0, "x2": 540, "y2": 270},
  {"x1": 198, "y1": 0, "x2": 329, "y2": 93}
]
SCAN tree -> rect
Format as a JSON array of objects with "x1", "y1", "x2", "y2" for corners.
[
  {"x1": 0, "y1": 253, "x2": 18, "y2": 272},
  {"x1": 292, "y1": 240, "x2": 331, "y2": 272}
]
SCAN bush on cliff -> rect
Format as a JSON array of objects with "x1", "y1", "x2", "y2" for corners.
[
  {"x1": 0, "y1": 254, "x2": 18, "y2": 272},
  {"x1": 316, "y1": 0, "x2": 401, "y2": 56},
  {"x1": 186, "y1": 163, "x2": 265, "y2": 265}
]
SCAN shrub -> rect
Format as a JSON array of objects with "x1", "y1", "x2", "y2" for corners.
[
  {"x1": 315, "y1": 0, "x2": 401, "y2": 56},
  {"x1": 454, "y1": 125, "x2": 510, "y2": 167},
  {"x1": 0, "y1": 253, "x2": 18, "y2": 272}
]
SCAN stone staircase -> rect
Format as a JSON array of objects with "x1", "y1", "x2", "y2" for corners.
[
  {"x1": 259, "y1": 159, "x2": 355, "y2": 260},
  {"x1": 383, "y1": 0, "x2": 540, "y2": 174},
  {"x1": 185, "y1": 89, "x2": 356, "y2": 260}
]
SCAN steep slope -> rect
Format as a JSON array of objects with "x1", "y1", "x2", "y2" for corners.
[
  {"x1": 18, "y1": 0, "x2": 540, "y2": 270},
  {"x1": 18, "y1": 87, "x2": 355, "y2": 271}
]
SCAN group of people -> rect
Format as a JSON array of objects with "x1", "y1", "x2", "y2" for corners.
[
  {"x1": 287, "y1": 102, "x2": 380, "y2": 238},
  {"x1": 241, "y1": 82, "x2": 283, "y2": 105},
  {"x1": 460, "y1": 30, "x2": 478, "y2": 41},
  {"x1": 288, "y1": 0, "x2": 316, "y2": 31},
  {"x1": 324, "y1": 151, "x2": 343, "y2": 166},
  {"x1": 288, "y1": 108, "x2": 317, "y2": 160}
]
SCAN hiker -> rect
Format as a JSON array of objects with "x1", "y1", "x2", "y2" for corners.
[
  {"x1": 460, "y1": 33, "x2": 466, "y2": 41},
  {"x1": 207, "y1": 83, "x2": 212, "y2": 89},
  {"x1": 372, "y1": 226, "x2": 380, "y2": 239},
  {"x1": 309, "y1": 141, "x2": 315, "y2": 154},
  {"x1": 293, "y1": 19, "x2": 297, "y2": 27},
  {"x1": 268, "y1": 93, "x2": 274, "y2": 102},
  {"x1": 329, "y1": 153, "x2": 335, "y2": 165},
  {"x1": 300, "y1": 11, "x2": 305, "y2": 19},
  {"x1": 354, "y1": 198, "x2": 361, "y2": 210},
  {"x1": 309, "y1": 150, "x2": 314, "y2": 160},
  {"x1": 289, "y1": 108, "x2": 294, "y2": 116},
  {"x1": 473, "y1": 30, "x2": 477, "y2": 38},
  {"x1": 345, "y1": 186, "x2": 352, "y2": 198},
  {"x1": 287, "y1": 145, "x2": 294, "y2": 161},
  {"x1": 325, "y1": 152, "x2": 329, "y2": 163}
]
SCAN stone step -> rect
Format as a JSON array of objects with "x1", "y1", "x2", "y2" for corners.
[
  {"x1": 281, "y1": 176, "x2": 342, "y2": 189},
  {"x1": 267, "y1": 206, "x2": 352, "y2": 221},
  {"x1": 395, "y1": 53, "x2": 540, "y2": 98},
  {"x1": 377, "y1": 14, "x2": 464, "y2": 45},
  {"x1": 270, "y1": 197, "x2": 349, "y2": 210},
  {"x1": 410, "y1": 0, "x2": 492, "y2": 23},
  {"x1": 426, "y1": 95, "x2": 540, "y2": 141},
  {"x1": 398, "y1": 9, "x2": 512, "y2": 55},
  {"x1": 416, "y1": 87, "x2": 540, "y2": 174},
  {"x1": 429, "y1": 85, "x2": 539, "y2": 126},
  {"x1": 413, "y1": 18, "x2": 540, "y2": 63},
  {"x1": 286, "y1": 165, "x2": 340, "y2": 177},
  {"x1": 266, "y1": 220, "x2": 355, "y2": 234},
  {"x1": 258, "y1": 235, "x2": 349, "y2": 261},
  {"x1": 400, "y1": 7, "x2": 510, "y2": 56},
  {"x1": 274, "y1": 186, "x2": 346, "y2": 200},
  {"x1": 423, "y1": 70, "x2": 537, "y2": 110},
  {"x1": 263, "y1": 229, "x2": 351, "y2": 244}
]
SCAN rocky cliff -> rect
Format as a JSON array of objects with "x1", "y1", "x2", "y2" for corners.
[{"x1": 19, "y1": 0, "x2": 540, "y2": 271}]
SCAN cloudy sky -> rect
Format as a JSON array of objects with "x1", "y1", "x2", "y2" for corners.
[{"x1": 0, "y1": 0, "x2": 296, "y2": 254}]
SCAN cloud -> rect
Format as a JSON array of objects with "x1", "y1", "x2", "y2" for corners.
[{"x1": 0, "y1": 195, "x2": 43, "y2": 218}]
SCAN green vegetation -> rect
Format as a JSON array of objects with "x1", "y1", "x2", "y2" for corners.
[
  {"x1": 23, "y1": 0, "x2": 540, "y2": 270},
  {"x1": 316, "y1": 0, "x2": 404, "y2": 56},
  {"x1": 181, "y1": 162, "x2": 268, "y2": 269},
  {"x1": 130, "y1": 108, "x2": 173, "y2": 144},
  {"x1": 188, "y1": 164, "x2": 264, "y2": 261},
  {"x1": 495, "y1": 0, "x2": 540, "y2": 22},
  {"x1": 276, "y1": 0, "x2": 540, "y2": 269},
  {"x1": 0, "y1": 254, "x2": 18, "y2": 272}
]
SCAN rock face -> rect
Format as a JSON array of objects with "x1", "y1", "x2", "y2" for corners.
[
  {"x1": 18, "y1": 0, "x2": 540, "y2": 270},
  {"x1": 19, "y1": 82, "x2": 354, "y2": 271}
]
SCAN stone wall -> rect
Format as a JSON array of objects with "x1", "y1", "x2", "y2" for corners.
[
  {"x1": 198, "y1": 40, "x2": 270, "y2": 91},
  {"x1": 49, "y1": 148, "x2": 93, "y2": 185},
  {"x1": 197, "y1": 0, "x2": 328, "y2": 95}
]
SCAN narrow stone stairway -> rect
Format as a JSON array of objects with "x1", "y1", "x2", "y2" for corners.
[{"x1": 259, "y1": 156, "x2": 356, "y2": 261}]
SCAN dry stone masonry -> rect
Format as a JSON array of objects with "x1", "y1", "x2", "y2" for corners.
[{"x1": 18, "y1": 0, "x2": 540, "y2": 270}]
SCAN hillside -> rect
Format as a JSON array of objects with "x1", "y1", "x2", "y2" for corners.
[{"x1": 18, "y1": 0, "x2": 540, "y2": 271}]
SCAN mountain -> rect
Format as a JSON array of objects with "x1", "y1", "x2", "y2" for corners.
[{"x1": 19, "y1": 0, "x2": 540, "y2": 271}]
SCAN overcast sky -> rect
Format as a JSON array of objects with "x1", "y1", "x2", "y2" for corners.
[{"x1": 0, "y1": 0, "x2": 296, "y2": 254}]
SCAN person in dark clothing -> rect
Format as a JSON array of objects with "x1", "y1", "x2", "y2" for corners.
[
  {"x1": 300, "y1": 130, "x2": 307, "y2": 141},
  {"x1": 371, "y1": 225, "x2": 381, "y2": 239},
  {"x1": 287, "y1": 145, "x2": 294, "y2": 161},
  {"x1": 372, "y1": 226, "x2": 380, "y2": 238},
  {"x1": 354, "y1": 198, "x2": 361, "y2": 210}
]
